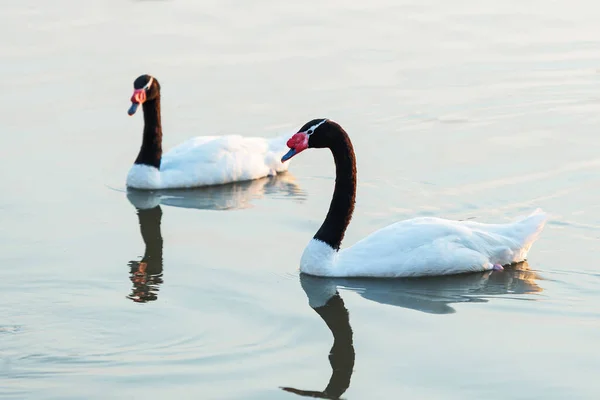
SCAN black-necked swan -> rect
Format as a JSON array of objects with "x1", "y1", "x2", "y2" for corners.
[
  {"x1": 126, "y1": 74, "x2": 291, "y2": 190},
  {"x1": 280, "y1": 118, "x2": 548, "y2": 278}
]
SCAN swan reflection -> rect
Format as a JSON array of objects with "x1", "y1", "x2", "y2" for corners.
[
  {"x1": 326, "y1": 264, "x2": 543, "y2": 315},
  {"x1": 125, "y1": 173, "x2": 305, "y2": 303},
  {"x1": 282, "y1": 265, "x2": 542, "y2": 398},
  {"x1": 125, "y1": 172, "x2": 305, "y2": 211}
]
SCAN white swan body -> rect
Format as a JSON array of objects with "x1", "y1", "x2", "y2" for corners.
[
  {"x1": 126, "y1": 134, "x2": 291, "y2": 190},
  {"x1": 300, "y1": 209, "x2": 547, "y2": 278}
]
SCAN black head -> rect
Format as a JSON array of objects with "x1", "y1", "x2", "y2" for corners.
[
  {"x1": 128, "y1": 74, "x2": 161, "y2": 116},
  {"x1": 281, "y1": 118, "x2": 340, "y2": 162}
]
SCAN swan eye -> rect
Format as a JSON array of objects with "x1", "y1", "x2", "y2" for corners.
[{"x1": 307, "y1": 129, "x2": 314, "y2": 135}]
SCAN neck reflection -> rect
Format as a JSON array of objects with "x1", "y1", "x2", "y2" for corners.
[
  {"x1": 127, "y1": 205, "x2": 164, "y2": 303},
  {"x1": 281, "y1": 275, "x2": 355, "y2": 399}
]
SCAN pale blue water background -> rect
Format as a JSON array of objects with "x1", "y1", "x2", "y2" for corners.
[{"x1": 2, "y1": 0, "x2": 600, "y2": 398}]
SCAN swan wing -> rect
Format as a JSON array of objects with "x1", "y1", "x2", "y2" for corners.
[
  {"x1": 158, "y1": 134, "x2": 290, "y2": 188},
  {"x1": 336, "y1": 209, "x2": 547, "y2": 278}
]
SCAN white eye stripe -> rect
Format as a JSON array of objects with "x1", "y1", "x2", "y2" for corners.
[
  {"x1": 306, "y1": 118, "x2": 328, "y2": 136},
  {"x1": 143, "y1": 77, "x2": 154, "y2": 91}
]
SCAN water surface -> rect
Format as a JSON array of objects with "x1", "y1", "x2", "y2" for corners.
[{"x1": 2, "y1": 0, "x2": 600, "y2": 399}]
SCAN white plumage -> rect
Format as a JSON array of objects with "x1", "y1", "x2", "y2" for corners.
[
  {"x1": 300, "y1": 209, "x2": 547, "y2": 278},
  {"x1": 126, "y1": 134, "x2": 291, "y2": 190}
]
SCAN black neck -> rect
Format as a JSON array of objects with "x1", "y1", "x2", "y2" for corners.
[
  {"x1": 134, "y1": 98, "x2": 163, "y2": 169},
  {"x1": 314, "y1": 129, "x2": 357, "y2": 250}
]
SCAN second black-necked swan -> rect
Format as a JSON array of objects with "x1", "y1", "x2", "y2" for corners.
[{"x1": 126, "y1": 74, "x2": 291, "y2": 190}]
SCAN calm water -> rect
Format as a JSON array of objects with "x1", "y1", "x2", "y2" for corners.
[{"x1": 2, "y1": 0, "x2": 600, "y2": 398}]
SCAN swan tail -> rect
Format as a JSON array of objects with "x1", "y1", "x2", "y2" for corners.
[
  {"x1": 516, "y1": 208, "x2": 547, "y2": 242},
  {"x1": 268, "y1": 133, "x2": 292, "y2": 152},
  {"x1": 265, "y1": 133, "x2": 294, "y2": 172},
  {"x1": 509, "y1": 208, "x2": 548, "y2": 259}
]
